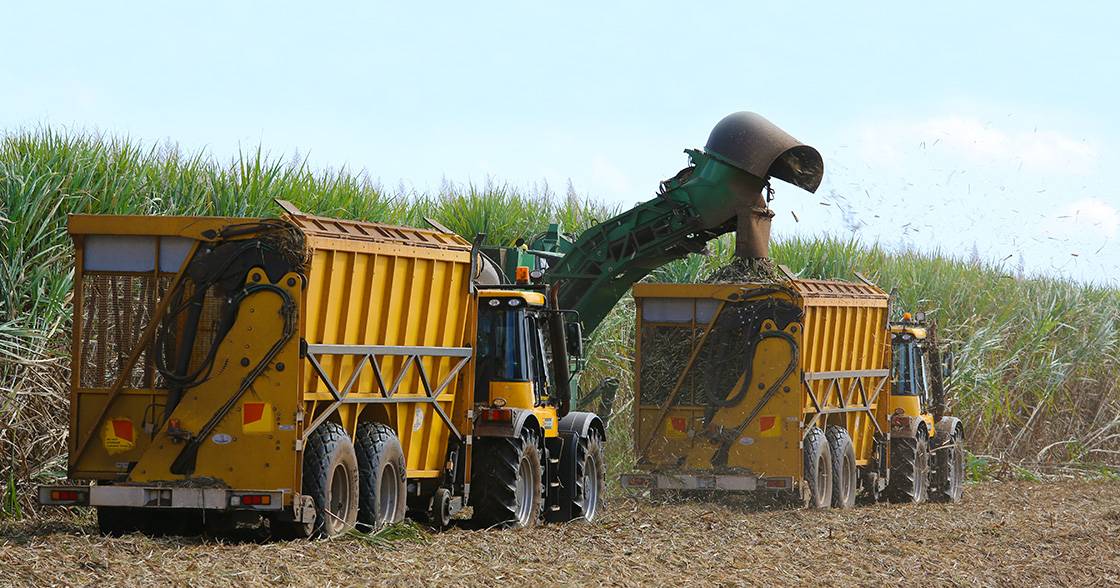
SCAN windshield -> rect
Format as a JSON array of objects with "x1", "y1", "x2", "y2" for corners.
[
  {"x1": 892, "y1": 340, "x2": 917, "y2": 395},
  {"x1": 476, "y1": 308, "x2": 529, "y2": 384}
]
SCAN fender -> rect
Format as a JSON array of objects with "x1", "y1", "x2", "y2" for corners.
[
  {"x1": 473, "y1": 408, "x2": 540, "y2": 440},
  {"x1": 888, "y1": 412, "x2": 929, "y2": 439},
  {"x1": 558, "y1": 410, "x2": 605, "y2": 441},
  {"x1": 932, "y1": 416, "x2": 964, "y2": 448}
]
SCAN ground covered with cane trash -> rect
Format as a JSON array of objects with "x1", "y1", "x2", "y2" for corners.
[{"x1": 2, "y1": 480, "x2": 1117, "y2": 586}]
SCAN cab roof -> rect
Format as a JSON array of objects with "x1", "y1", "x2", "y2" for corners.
[
  {"x1": 479, "y1": 289, "x2": 547, "y2": 307},
  {"x1": 889, "y1": 325, "x2": 927, "y2": 339}
]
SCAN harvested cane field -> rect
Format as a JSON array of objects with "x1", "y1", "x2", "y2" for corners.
[
  {"x1": 1, "y1": 131, "x2": 1119, "y2": 584},
  {"x1": 2, "y1": 480, "x2": 1118, "y2": 586}
]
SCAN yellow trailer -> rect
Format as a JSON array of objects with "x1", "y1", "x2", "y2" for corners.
[
  {"x1": 621, "y1": 275, "x2": 965, "y2": 507},
  {"x1": 39, "y1": 203, "x2": 607, "y2": 536}
]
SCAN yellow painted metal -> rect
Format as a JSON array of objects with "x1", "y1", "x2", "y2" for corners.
[
  {"x1": 479, "y1": 290, "x2": 547, "y2": 306},
  {"x1": 889, "y1": 325, "x2": 928, "y2": 339},
  {"x1": 489, "y1": 381, "x2": 534, "y2": 409},
  {"x1": 532, "y1": 406, "x2": 561, "y2": 438},
  {"x1": 129, "y1": 269, "x2": 303, "y2": 490},
  {"x1": 633, "y1": 277, "x2": 891, "y2": 486},
  {"x1": 68, "y1": 214, "x2": 252, "y2": 240},
  {"x1": 65, "y1": 210, "x2": 481, "y2": 497},
  {"x1": 296, "y1": 210, "x2": 475, "y2": 478}
]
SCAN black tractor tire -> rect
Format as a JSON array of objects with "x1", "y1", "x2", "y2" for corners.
[
  {"x1": 826, "y1": 426, "x2": 857, "y2": 509},
  {"x1": 802, "y1": 426, "x2": 832, "y2": 509},
  {"x1": 470, "y1": 429, "x2": 543, "y2": 528},
  {"x1": 931, "y1": 425, "x2": 966, "y2": 503},
  {"x1": 885, "y1": 427, "x2": 931, "y2": 504},
  {"x1": 560, "y1": 429, "x2": 606, "y2": 523},
  {"x1": 354, "y1": 422, "x2": 407, "y2": 532},
  {"x1": 275, "y1": 422, "x2": 359, "y2": 539}
]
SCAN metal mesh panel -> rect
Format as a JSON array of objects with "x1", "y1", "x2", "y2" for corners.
[
  {"x1": 639, "y1": 325, "x2": 705, "y2": 406},
  {"x1": 78, "y1": 273, "x2": 223, "y2": 389},
  {"x1": 80, "y1": 273, "x2": 160, "y2": 388}
]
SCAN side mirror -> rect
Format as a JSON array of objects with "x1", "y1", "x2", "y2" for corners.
[{"x1": 565, "y1": 321, "x2": 584, "y2": 359}]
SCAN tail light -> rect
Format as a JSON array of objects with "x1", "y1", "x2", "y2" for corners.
[{"x1": 480, "y1": 408, "x2": 513, "y2": 423}]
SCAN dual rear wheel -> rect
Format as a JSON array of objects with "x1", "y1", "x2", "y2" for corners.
[
  {"x1": 806, "y1": 423, "x2": 965, "y2": 509},
  {"x1": 802, "y1": 425, "x2": 857, "y2": 509},
  {"x1": 274, "y1": 421, "x2": 406, "y2": 539}
]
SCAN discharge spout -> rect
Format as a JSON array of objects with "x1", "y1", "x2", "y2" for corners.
[
  {"x1": 543, "y1": 111, "x2": 823, "y2": 333},
  {"x1": 703, "y1": 111, "x2": 823, "y2": 260}
]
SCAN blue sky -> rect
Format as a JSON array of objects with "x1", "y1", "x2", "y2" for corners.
[{"x1": 3, "y1": 1, "x2": 1117, "y2": 283}]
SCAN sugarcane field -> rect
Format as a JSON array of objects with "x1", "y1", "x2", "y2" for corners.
[{"x1": 2, "y1": 3, "x2": 1119, "y2": 587}]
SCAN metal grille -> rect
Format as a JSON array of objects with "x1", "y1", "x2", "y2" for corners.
[
  {"x1": 639, "y1": 325, "x2": 705, "y2": 406},
  {"x1": 79, "y1": 273, "x2": 223, "y2": 389},
  {"x1": 80, "y1": 273, "x2": 161, "y2": 388}
]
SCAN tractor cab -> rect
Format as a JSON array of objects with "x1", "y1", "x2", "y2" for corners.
[
  {"x1": 889, "y1": 312, "x2": 932, "y2": 412},
  {"x1": 474, "y1": 288, "x2": 553, "y2": 409}
]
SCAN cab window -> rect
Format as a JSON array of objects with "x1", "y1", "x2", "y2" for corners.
[{"x1": 476, "y1": 307, "x2": 529, "y2": 385}]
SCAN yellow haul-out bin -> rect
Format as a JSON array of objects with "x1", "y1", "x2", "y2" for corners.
[
  {"x1": 623, "y1": 277, "x2": 892, "y2": 502},
  {"x1": 42, "y1": 202, "x2": 607, "y2": 537}
]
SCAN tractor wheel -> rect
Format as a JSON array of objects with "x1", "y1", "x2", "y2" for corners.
[
  {"x1": 885, "y1": 427, "x2": 931, "y2": 504},
  {"x1": 276, "y1": 422, "x2": 359, "y2": 539},
  {"x1": 802, "y1": 426, "x2": 832, "y2": 509},
  {"x1": 931, "y1": 425, "x2": 965, "y2": 503},
  {"x1": 561, "y1": 429, "x2": 606, "y2": 523},
  {"x1": 355, "y1": 422, "x2": 407, "y2": 532},
  {"x1": 826, "y1": 426, "x2": 857, "y2": 509},
  {"x1": 470, "y1": 429, "x2": 543, "y2": 528}
]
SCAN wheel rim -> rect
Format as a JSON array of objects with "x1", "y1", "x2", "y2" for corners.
[
  {"x1": 582, "y1": 452, "x2": 601, "y2": 521},
  {"x1": 915, "y1": 438, "x2": 929, "y2": 498},
  {"x1": 378, "y1": 462, "x2": 399, "y2": 526},
  {"x1": 841, "y1": 453, "x2": 852, "y2": 504},
  {"x1": 817, "y1": 451, "x2": 830, "y2": 505},
  {"x1": 514, "y1": 455, "x2": 534, "y2": 526},
  {"x1": 951, "y1": 443, "x2": 964, "y2": 497},
  {"x1": 329, "y1": 463, "x2": 350, "y2": 527}
]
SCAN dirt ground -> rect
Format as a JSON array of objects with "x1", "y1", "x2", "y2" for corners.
[{"x1": 2, "y1": 480, "x2": 1118, "y2": 587}]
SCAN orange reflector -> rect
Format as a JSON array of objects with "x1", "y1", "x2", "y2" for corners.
[
  {"x1": 515, "y1": 266, "x2": 530, "y2": 283},
  {"x1": 50, "y1": 490, "x2": 81, "y2": 501}
]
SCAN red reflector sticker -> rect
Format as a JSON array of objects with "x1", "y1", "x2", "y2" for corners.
[
  {"x1": 758, "y1": 416, "x2": 776, "y2": 432},
  {"x1": 111, "y1": 419, "x2": 134, "y2": 443},
  {"x1": 670, "y1": 417, "x2": 686, "y2": 432},
  {"x1": 243, "y1": 402, "x2": 265, "y2": 424}
]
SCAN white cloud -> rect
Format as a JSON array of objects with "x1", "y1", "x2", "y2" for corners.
[
  {"x1": 1056, "y1": 197, "x2": 1119, "y2": 238},
  {"x1": 854, "y1": 115, "x2": 1098, "y2": 175}
]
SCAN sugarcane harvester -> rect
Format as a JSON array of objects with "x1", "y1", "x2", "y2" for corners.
[{"x1": 39, "y1": 112, "x2": 845, "y2": 536}]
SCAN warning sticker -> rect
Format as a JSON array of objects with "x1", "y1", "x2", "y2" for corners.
[
  {"x1": 101, "y1": 418, "x2": 135, "y2": 455},
  {"x1": 665, "y1": 416, "x2": 688, "y2": 438},
  {"x1": 758, "y1": 415, "x2": 781, "y2": 437},
  {"x1": 242, "y1": 402, "x2": 274, "y2": 434}
]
